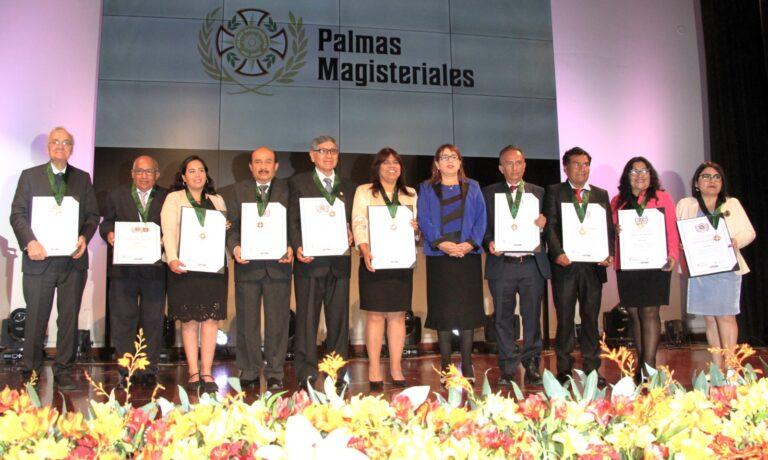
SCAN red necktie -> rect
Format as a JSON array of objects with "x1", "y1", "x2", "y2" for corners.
[
  {"x1": 574, "y1": 188, "x2": 583, "y2": 203},
  {"x1": 509, "y1": 184, "x2": 518, "y2": 192}
]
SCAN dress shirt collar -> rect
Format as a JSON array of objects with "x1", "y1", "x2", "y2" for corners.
[
  {"x1": 315, "y1": 167, "x2": 335, "y2": 183},
  {"x1": 50, "y1": 162, "x2": 67, "y2": 175},
  {"x1": 568, "y1": 181, "x2": 590, "y2": 191}
]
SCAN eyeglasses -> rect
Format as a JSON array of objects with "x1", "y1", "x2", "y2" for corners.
[
  {"x1": 132, "y1": 168, "x2": 157, "y2": 176},
  {"x1": 49, "y1": 140, "x2": 73, "y2": 147},
  {"x1": 629, "y1": 168, "x2": 650, "y2": 176},
  {"x1": 699, "y1": 173, "x2": 722, "y2": 181},
  {"x1": 314, "y1": 148, "x2": 339, "y2": 156},
  {"x1": 439, "y1": 154, "x2": 459, "y2": 162}
]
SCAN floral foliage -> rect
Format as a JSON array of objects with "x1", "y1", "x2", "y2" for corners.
[{"x1": 1, "y1": 343, "x2": 768, "y2": 458}]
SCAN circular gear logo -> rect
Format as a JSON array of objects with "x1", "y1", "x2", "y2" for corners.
[{"x1": 199, "y1": 7, "x2": 306, "y2": 95}]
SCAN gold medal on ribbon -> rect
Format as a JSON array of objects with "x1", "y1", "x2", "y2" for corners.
[
  {"x1": 390, "y1": 222, "x2": 397, "y2": 231},
  {"x1": 257, "y1": 221, "x2": 264, "y2": 229},
  {"x1": 511, "y1": 222, "x2": 518, "y2": 231},
  {"x1": 53, "y1": 204, "x2": 62, "y2": 216},
  {"x1": 199, "y1": 232, "x2": 207, "y2": 240},
  {"x1": 329, "y1": 210, "x2": 336, "y2": 217},
  {"x1": 579, "y1": 227, "x2": 586, "y2": 236},
  {"x1": 714, "y1": 234, "x2": 721, "y2": 241}
]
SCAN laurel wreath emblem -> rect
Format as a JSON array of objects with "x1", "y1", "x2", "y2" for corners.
[{"x1": 198, "y1": 7, "x2": 306, "y2": 96}]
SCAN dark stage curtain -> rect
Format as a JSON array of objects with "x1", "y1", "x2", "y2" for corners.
[{"x1": 701, "y1": 0, "x2": 768, "y2": 345}]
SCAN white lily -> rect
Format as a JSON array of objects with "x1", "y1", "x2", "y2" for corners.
[{"x1": 256, "y1": 415, "x2": 368, "y2": 460}]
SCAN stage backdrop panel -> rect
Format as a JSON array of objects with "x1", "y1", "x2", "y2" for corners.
[{"x1": 97, "y1": 0, "x2": 559, "y2": 159}]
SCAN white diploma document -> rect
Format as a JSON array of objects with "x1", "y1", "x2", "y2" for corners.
[
  {"x1": 31, "y1": 196, "x2": 79, "y2": 256},
  {"x1": 113, "y1": 221, "x2": 161, "y2": 265},
  {"x1": 618, "y1": 209, "x2": 668, "y2": 270},
  {"x1": 178, "y1": 207, "x2": 226, "y2": 273},
  {"x1": 561, "y1": 202, "x2": 609, "y2": 262},
  {"x1": 494, "y1": 193, "x2": 541, "y2": 253},
  {"x1": 240, "y1": 202, "x2": 287, "y2": 260},
  {"x1": 677, "y1": 216, "x2": 737, "y2": 277},
  {"x1": 368, "y1": 205, "x2": 416, "y2": 270},
  {"x1": 299, "y1": 198, "x2": 349, "y2": 257}
]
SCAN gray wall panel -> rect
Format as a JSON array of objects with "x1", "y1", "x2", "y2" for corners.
[
  {"x1": 453, "y1": 95, "x2": 558, "y2": 159},
  {"x1": 96, "y1": 81, "x2": 221, "y2": 149},
  {"x1": 340, "y1": 0, "x2": 449, "y2": 32},
  {"x1": 450, "y1": 0, "x2": 552, "y2": 40},
  {"x1": 104, "y1": 0, "x2": 222, "y2": 19},
  {"x1": 340, "y1": 90, "x2": 454, "y2": 155}
]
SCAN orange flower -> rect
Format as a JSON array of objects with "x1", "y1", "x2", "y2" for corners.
[{"x1": 518, "y1": 394, "x2": 548, "y2": 421}]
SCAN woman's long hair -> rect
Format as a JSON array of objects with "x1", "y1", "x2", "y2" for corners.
[
  {"x1": 617, "y1": 156, "x2": 662, "y2": 207},
  {"x1": 369, "y1": 147, "x2": 414, "y2": 197},
  {"x1": 172, "y1": 155, "x2": 216, "y2": 195},
  {"x1": 691, "y1": 161, "x2": 728, "y2": 204},
  {"x1": 427, "y1": 143, "x2": 468, "y2": 185}
]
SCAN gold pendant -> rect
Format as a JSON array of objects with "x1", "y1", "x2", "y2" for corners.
[
  {"x1": 511, "y1": 223, "x2": 518, "y2": 231},
  {"x1": 53, "y1": 204, "x2": 62, "y2": 216},
  {"x1": 579, "y1": 227, "x2": 586, "y2": 235},
  {"x1": 329, "y1": 210, "x2": 336, "y2": 217},
  {"x1": 257, "y1": 221, "x2": 264, "y2": 229},
  {"x1": 714, "y1": 234, "x2": 721, "y2": 241},
  {"x1": 199, "y1": 232, "x2": 207, "y2": 240}
]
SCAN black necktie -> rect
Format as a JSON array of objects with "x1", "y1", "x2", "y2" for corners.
[{"x1": 55, "y1": 172, "x2": 64, "y2": 184}]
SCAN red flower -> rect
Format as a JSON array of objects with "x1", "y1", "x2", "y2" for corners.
[
  {"x1": 291, "y1": 391, "x2": 311, "y2": 415},
  {"x1": 126, "y1": 408, "x2": 150, "y2": 435},
  {"x1": 709, "y1": 385, "x2": 737, "y2": 417},
  {"x1": 586, "y1": 399, "x2": 613, "y2": 426},
  {"x1": 518, "y1": 394, "x2": 548, "y2": 421},
  {"x1": 611, "y1": 395, "x2": 635, "y2": 417},
  {"x1": 347, "y1": 436, "x2": 369, "y2": 454},
  {"x1": 391, "y1": 394, "x2": 414, "y2": 421},
  {"x1": 580, "y1": 443, "x2": 620, "y2": 460},
  {"x1": 67, "y1": 435, "x2": 98, "y2": 460},
  {"x1": 209, "y1": 441, "x2": 246, "y2": 460},
  {"x1": 274, "y1": 396, "x2": 291, "y2": 420},
  {"x1": 643, "y1": 443, "x2": 669, "y2": 459},
  {"x1": 477, "y1": 426, "x2": 513, "y2": 452}
]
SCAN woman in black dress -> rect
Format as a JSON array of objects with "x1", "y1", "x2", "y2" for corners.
[
  {"x1": 351, "y1": 148, "x2": 418, "y2": 390},
  {"x1": 417, "y1": 144, "x2": 487, "y2": 381},
  {"x1": 161, "y1": 155, "x2": 228, "y2": 393}
]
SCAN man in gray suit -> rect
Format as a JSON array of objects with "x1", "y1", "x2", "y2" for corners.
[
  {"x1": 483, "y1": 145, "x2": 550, "y2": 387},
  {"x1": 227, "y1": 146, "x2": 293, "y2": 391},
  {"x1": 10, "y1": 126, "x2": 100, "y2": 390}
]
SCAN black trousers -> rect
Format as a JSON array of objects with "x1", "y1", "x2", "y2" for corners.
[
  {"x1": 235, "y1": 277, "x2": 290, "y2": 381},
  {"x1": 22, "y1": 258, "x2": 85, "y2": 375},
  {"x1": 488, "y1": 257, "x2": 545, "y2": 376},
  {"x1": 108, "y1": 276, "x2": 165, "y2": 374},
  {"x1": 551, "y1": 262, "x2": 603, "y2": 374},
  {"x1": 293, "y1": 273, "x2": 349, "y2": 382}
]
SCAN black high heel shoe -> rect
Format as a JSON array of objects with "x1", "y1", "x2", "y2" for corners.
[
  {"x1": 201, "y1": 374, "x2": 219, "y2": 393},
  {"x1": 186, "y1": 372, "x2": 202, "y2": 393},
  {"x1": 369, "y1": 380, "x2": 384, "y2": 392},
  {"x1": 391, "y1": 376, "x2": 407, "y2": 387}
]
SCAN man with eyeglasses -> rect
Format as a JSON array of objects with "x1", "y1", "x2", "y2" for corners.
[
  {"x1": 288, "y1": 135, "x2": 357, "y2": 391},
  {"x1": 99, "y1": 155, "x2": 168, "y2": 387},
  {"x1": 544, "y1": 147, "x2": 614, "y2": 388},
  {"x1": 10, "y1": 126, "x2": 100, "y2": 390}
]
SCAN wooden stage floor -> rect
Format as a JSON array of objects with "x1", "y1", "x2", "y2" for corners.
[{"x1": 1, "y1": 344, "x2": 765, "y2": 413}]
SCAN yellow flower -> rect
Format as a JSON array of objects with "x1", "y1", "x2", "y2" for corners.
[
  {"x1": 57, "y1": 411, "x2": 86, "y2": 438},
  {"x1": 303, "y1": 404, "x2": 346, "y2": 433},
  {"x1": 436, "y1": 364, "x2": 473, "y2": 393},
  {"x1": 87, "y1": 401, "x2": 125, "y2": 445},
  {"x1": 318, "y1": 352, "x2": 347, "y2": 382},
  {"x1": 553, "y1": 427, "x2": 590, "y2": 458},
  {"x1": 117, "y1": 352, "x2": 132, "y2": 369},
  {"x1": 30, "y1": 437, "x2": 70, "y2": 459}
]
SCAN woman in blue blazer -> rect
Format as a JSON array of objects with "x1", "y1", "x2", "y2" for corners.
[{"x1": 417, "y1": 144, "x2": 486, "y2": 382}]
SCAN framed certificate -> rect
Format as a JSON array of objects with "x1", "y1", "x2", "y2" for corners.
[
  {"x1": 31, "y1": 196, "x2": 79, "y2": 256},
  {"x1": 299, "y1": 198, "x2": 349, "y2": 257},
  {"x1": 241, "y1": 202, "x2": 287, "y2": 260},
  {"x1": 178, "y1": 206, "x2": 226, "y2": 273},
  {"x1": 113, "y1": 221, "x2": 161, "y2": 265},
  {"x1": 618, "y1": 208, "x2": 667, "y2": 270},
  {"x1": 368, "y1": 205, "x2": 416, "y2": 270},
  {"x1": 561, "y1": 202, "x2": 609, "y2": 263},
  {"x1": 677, "y1": 216, "x2": 737, "y2": 277},
  {"x1": 493, "y1": 193, "x2": 541, "y2": 253}
]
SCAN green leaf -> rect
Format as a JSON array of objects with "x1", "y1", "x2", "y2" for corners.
[
  {"x1": 511, "y1": 381, "x2": 524, "y2": 401},
  {"x1": 692, "y1": 370, "x2": 709, "y2": 393},
  {"x1": 448, "y1": 387, "x2": 463, "y2": 408},
  {"x1": 228, "y1": 377, "x2": 242, "y2": 393},
  {"x1": 709, "y1": 363, "x2": 725, "y2": 386},
  {"x1": 542, "y1": 370, "x2": 569, "y2": 400},
  {"x1": 177, "y1": 385, "x2": 191, "y2": 412},
  {"x1": 25, "y1": 383, "x2": 41, "y2": 408},
  {"x1": 583, "y1": 371, "x2": 598, "y2": 401},
  {"x1": 481, "y1": 371, "x2": 492, "y2": 397}
]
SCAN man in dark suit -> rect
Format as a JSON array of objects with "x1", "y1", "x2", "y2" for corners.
[
  {"x1": 544, "y1": 146, "x2": 614, "y2": 387},
  {"x1": 99, "y1": 155, "x2": 167, "y2": 387},
  {"x1": 289, "y1": 135, "x2": 356, "y2": 390},
  {"x1": 483, "y1": 145, "x2": 551, "y2": 387},
  {"x1": 227, "y1": 146, "x2": 293, "y2": 392},
  {"x1": 9, "y1": 126, "x2": 100, "y2": 390}
]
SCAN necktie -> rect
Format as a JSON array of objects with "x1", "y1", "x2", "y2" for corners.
[
  {"x1": 509, "y1": 184, "x2": 518, "y2": 192},
  {"x1": 55, "y1": 172, "x2": 64, "y2": 185},
  {"x1": 139, "y1": 191, "x2": 147, "y2": 209},
  {"x1": 258, "y1": 184, "x2": 268, "y2": 197},
  {"x1": 574, "y1": 188, "x2": 583, "y2": 203},
  {"x1": 323, "y1": 178, "x2": 333, "y2": 194}
]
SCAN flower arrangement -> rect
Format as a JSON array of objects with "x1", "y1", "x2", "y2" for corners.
[{"x1": 1, "y1": 334, "x2": 767, "y2": 459}]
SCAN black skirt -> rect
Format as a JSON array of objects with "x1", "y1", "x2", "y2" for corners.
[
  {"x1": 358, "y1": 262, "x2": 413, "y2": 312},
  {"x1": 167, "y1": 268, "x2": 228, "y2": 322},
  {"x1": 425, "y1": 254, "x2": 485, "y2": 330},
  {"x1": 616, "y1": 269, "x2": 671, "y2": 307}
]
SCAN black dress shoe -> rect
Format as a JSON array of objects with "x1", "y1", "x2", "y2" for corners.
[
  {"x1": 497, "y1": 374, "x2": 516, "y2": 387},
  {"x1": 267, "y1": 378, "x2": 283, "y2": 392},
  {"x1": 556, "y1": 372, "x2": 571, "y2": 385},
  {"x1": 298, "y1": 376, "x2": 317, "y2": 393},
  {"x1": 240, "y1": 378, "x2": 260, "y2": 390},
  {"x1": 369, "y1": 381, "x2": 384, "y2": 392},
  {"x1": 54, "y1": 374, "x2": 77, "y2": 391},
  {"x1": 141, "y1": 373, "x2": 158, "y2": 386},
  {"x1": 524, "y1": 362, "x2": 543, "y2": 386}
]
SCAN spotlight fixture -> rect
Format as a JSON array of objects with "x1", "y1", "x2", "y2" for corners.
[
  {"x1": 402, "y1": 311, "x2": 421, "y2": 357},
  {"x1": 2, "y1": 309, "x2": 26, "y2": 362},
  {"x1": 603, "y1": 305, "x2": 633, "y2": 347}
]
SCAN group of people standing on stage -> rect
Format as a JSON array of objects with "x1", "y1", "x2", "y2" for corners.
[{"x1": 10, "y1": 126, "x2": 756, "y2": 393}]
